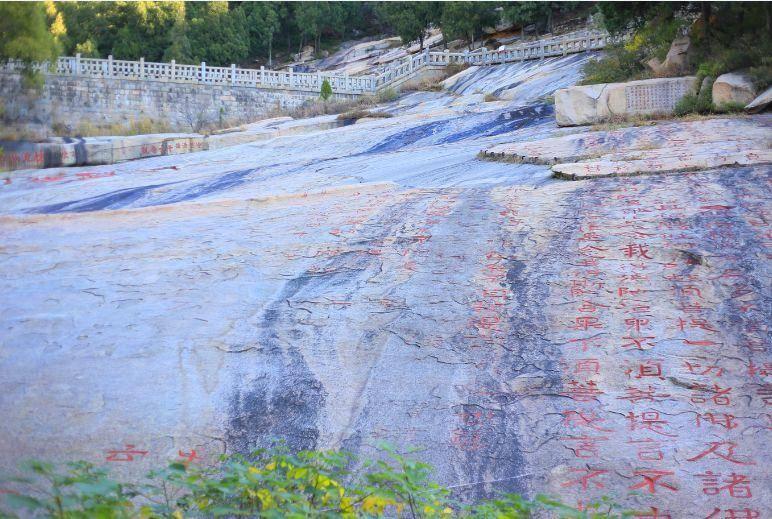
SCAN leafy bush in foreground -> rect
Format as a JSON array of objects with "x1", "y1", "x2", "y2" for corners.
[{"x1": 0, "y1": 445, "x2": 634, "y2": 518}]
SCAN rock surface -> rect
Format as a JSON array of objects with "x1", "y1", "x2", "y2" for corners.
[
  {"x1": 745, "y1": 85, "x2": 772, "y2": 113},
  {"x1": 555, "y1": 76, "x2": 698, "y2": 126},
  {"x1": 713, "y1": 72, "x2": 757, "y2": 107},
  {"x1": 0, "y1": 54, "x2": 770, "y2": 516},
  {"x1": 646, "y1": 35, "x2": 692, "y2": 76},
  {"x1": 481, "y1": 116, "x2": 772, "y2": 179}
]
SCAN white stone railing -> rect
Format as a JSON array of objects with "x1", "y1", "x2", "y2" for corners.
[
  {"x1": 1, "y1": 30, "x2": 607, "y2": 96},
  {"x1": 372, "y1": 30, "x2": 609, "y2": 89}
]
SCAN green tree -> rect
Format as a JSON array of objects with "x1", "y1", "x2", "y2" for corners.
[
  {"x1": 503, "y1": 2, "x2": 580, "y2": 36},
  {"x1": 162, "y1": 17, "x2": 193, "y2": 63},
  {"x1": 320, "y1": 78, "x2": 333, "y2": 100},
  {"x1": 186, "y1": 2, "x2": 250, "y2": 66},
  {"x1": 0, "y1": 2, "x2": 59, "y2": 64},
  {"x1": 0, "y1": 1, "x2": 59, "y2": 85},
  {"x1": 440, "y1": 2, "x2": 499, "y2": 50},
  {"x1": 378, "y1": 1, "x2": 441, "y2": 50},
  {"x1": 244, "y1": 1, "x2": 281, "y2": 65},
  {"x1": 293, "y1": 1, "x2": 325, "y2": 53}
]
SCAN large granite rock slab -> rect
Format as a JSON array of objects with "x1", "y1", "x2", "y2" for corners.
[
  {"x1": 555, "y1": 76, "x2": 698, "y2": 126},
  {"x1": 481, "y1": 115, "x2": 772, "y2": 179},
  {"x1": 745, "y1": 85, "x2": 772, "y2": 113},
  {"x1": 713, "y1": 72, "x2": 758, "y2": 107}
]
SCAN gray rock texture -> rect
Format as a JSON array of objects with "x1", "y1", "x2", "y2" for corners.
[
  {"x1": 713, "y1": 73, "x2": 758, "y2": 107},
  {"x1": 0, "y1": 54, "x2": 769, "y2": 516},
  {"x1": 745, "y1": 85, "x2": 772, "y2": 113},
  {"x1": 481, "y1": 116, "x2": 772, "y2": 179},
  {"x1": 646, "y1": 36, "x2": 692, "y2": 76}
]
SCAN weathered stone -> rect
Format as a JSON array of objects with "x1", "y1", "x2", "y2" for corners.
[
  {"x1": 481, "y1": 115, "x2": 772, "y2": 179},
  {"x1": 657, "y1": 35, "x2": 692, "y2": 75},
  {"x1": 647, "y1": 37, "x2": 690, "y2": 76},
  {"x1": 745, "y1": 85, "x2": 772, "y2": 113},
  {"x1": 713, "y1": 72, "x2": 758, "y2": 106},
  {"x1": 555, "y1": 76, "x2": 698, "y2": 125},
  {"x1": 554, "y1": 83, "x2": 606, "y2": 126}
]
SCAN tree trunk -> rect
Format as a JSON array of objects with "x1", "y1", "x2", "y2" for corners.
[{"x1": 701, "y1": 2, "x2": 711, "y2": 48}]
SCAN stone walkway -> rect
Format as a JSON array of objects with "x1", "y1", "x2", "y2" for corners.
[{"x1": 480, "y1": 116, "x2": 772, "y2": 179}]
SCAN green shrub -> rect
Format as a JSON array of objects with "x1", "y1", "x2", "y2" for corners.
[
  {"x1": 713, "y1": 101, "x2": 747, "y2": 114},
  {"x1": 580, "y1": 44, "x2": 645, "y2": 85},
  {"x1": 320, "y1": 78, "x2": 333, "y2": 101},
  {"x1": 673, "y1": 92, "x2": 713, "y2": 116},
  {"x1": 0, "y1": 445, "x2": 633, "y2": 518}
]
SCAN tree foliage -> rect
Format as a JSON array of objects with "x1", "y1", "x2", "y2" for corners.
[
  {"x1": 0, "y1": 2, "x2": 59, "y2": 68},
  {"x1": 320, "y1": 78, "x2": 333, "y2": 101},
  {"x1": 583, "y1": 1, "x2": 771, "y2": 89},
  {"x1": 440, "y1": 2, "x2": 499, "y2": 49},
  {"x1": 503, "y1": 2, "x2": 580, "y2": 35},
  {"x1": 377, "y1": 2, "x2": 441, "y2": 50}
]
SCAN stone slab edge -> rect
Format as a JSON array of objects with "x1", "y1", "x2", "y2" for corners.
[{"x1": 0, "y1": 117, "x2": 346, "y2": 173}]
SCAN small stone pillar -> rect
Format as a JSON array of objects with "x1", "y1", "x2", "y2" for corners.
[
  {"x1": 231, "y1": 64, "x2": 236, "y2": 86},
  {"x1": 260, "y1": 65, "x2": 265, "y2": 86},
  {"x1": 201, "y1": 61, "x2": 206, "y2": 82},
  {"x1": 108, "y1": 55, "x2": 113, "y2": 77},
  {"x1": 170, "y1": 59, "x2": 175, "y2": 80},
  {"x1": 289, "y1": 66, "x2": 294, "y2": 88},
  {"x1": 139, "y1": 57, "x2": 145, "y2": 79},
  {"x1": 75, "y1": 53, "x2": 81, "y2": 76}
]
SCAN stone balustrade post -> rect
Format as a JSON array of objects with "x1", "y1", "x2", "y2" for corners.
[
  {"x1": 201, "y1": 61, "x2": 206, "y2": 82},
  {"x1": 260, "y1": 66, "x2": 265, "y2": 86},
  {"x1": 289, "y1": 66, "x2": 294, "y2": 88},
  {"x1": 75, "y1": 53, "x2": 81, "y2": 76},
  {"x1": 139, "y1": 57, "x2": 145, "y2": 79},
  {"x1": 231, "y1": 64, "x2": 236, "y2": 86},
  {"x1": 170, "y1": 59, "x2": 175, "y2": 81}
]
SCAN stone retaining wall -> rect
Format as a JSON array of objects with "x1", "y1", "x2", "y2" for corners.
[{"x1": 0, "y1": 73, "x2": 358, "y2": 134}]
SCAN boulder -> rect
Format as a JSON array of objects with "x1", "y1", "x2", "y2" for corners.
[
  {"x1": 555, "y1": 83, "x2": 607, "y2": 126},
  {"x1": 745, "y1": 85, "x2": 772, "y2": 113},
  {"x1": 662, "y1": 36, "x2": 692, "y2": 75},
  {"x1": 556, "y1": 76, "x2": 697, "y2": 126},
  {"x1": 645, "y1": 36, "x2": 692, "y2": 76},
  {"x1": 713, "y1": 72, "x2": 757, "y2": 106}
]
